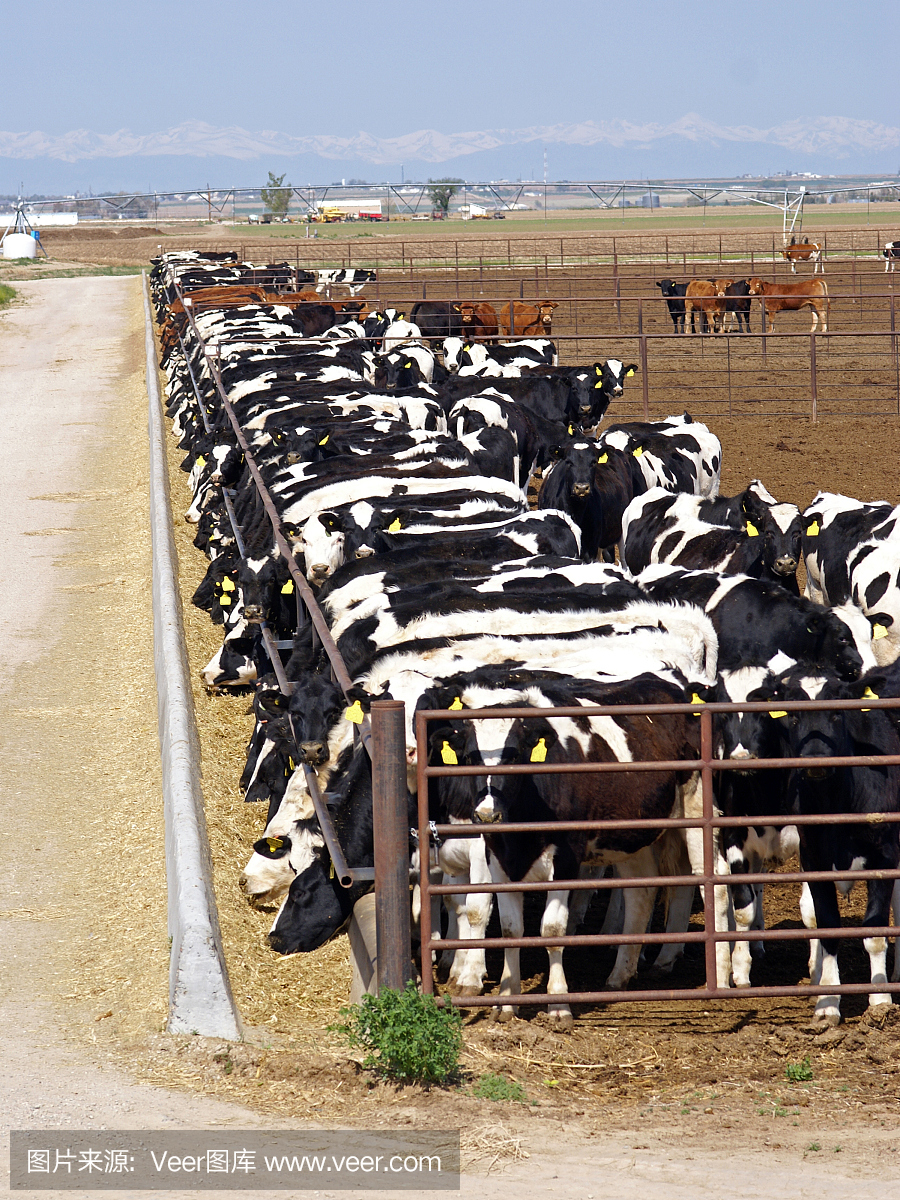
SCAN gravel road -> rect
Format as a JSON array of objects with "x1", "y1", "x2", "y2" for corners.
[{"x1": 0, "y1": 277, "x2": 891, "y2": 1200}]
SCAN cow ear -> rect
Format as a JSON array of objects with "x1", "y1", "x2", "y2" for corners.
[
  {"x1": 257, "y1": 691, "x2": 289, "y2": 720},
  {"x1": 624, "y1": 364, "x2": 638, "y2": 376},
  {"x1": 868, "y1": 612, "x2": 894, "y2": 640},
  {"x1": 253, "y1": 834, "x2": 292, "y2": 859},
  {"x1": 806, "y1": 614, "x2": 825, "y2": 634},
  {"x1": 686, "y1": 684, "x2": 715, "y2": 705}
]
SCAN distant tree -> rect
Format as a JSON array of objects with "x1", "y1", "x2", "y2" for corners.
[
  {"x1": 261, "y1": 172, "x2": 291, "y2": 218},
  {"x1": 427, "y1": 178, "x2": 463, "y2": 215}
]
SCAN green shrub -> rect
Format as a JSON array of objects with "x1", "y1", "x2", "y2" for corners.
[
  {"x1": 333, "y1": 982, "x2": 463, "y2": 1084},
  {"x1": 0, "y1": 284, "x2": 16, "y2": 305},
  {"x1": 785, "y1": 1055, "x2": 814, "y2": 1082},
  {"x1": 473, "y1": 1073, "x2": 526, "y2": 1102}
]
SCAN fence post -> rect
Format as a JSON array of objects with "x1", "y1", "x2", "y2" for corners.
[
  {"x1": 639, "y1": 334, "x2": 649, "y2": 419},
  {"x1": 371, "y1": 700, "x2": 413, "y2": 994},
  {"x1": 810, "y1": 332, "x2": 818, "y2": 423},
  {"x1": 761, "y1": 300, "x2": 767, "y2": 362}
]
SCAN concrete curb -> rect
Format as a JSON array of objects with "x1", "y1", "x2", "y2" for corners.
[{"x1": 143, "y1": 272, "x2": 242, "y2": 1040}]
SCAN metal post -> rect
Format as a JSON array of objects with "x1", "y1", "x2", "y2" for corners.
[
  {"x1": 810, "y1": 332, "x2": 818, "y2": 423},
  {"x1": 761, "y1": 300, "x2": 767, "y2": 362},
  {"x1": 637, "y1": 296, "x2": 643, "y2": 336},
  {"x1": 700, "y1": 708, "x2": 718, "y2": 992},
  {"x1": 371, "y1": 700, "x2": 413, "y2": 994},
  {"x1": 639, "y1": 335, "x2": 649, "y2": 419}
]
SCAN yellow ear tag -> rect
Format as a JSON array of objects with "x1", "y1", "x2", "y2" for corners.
[
  {"x1": 594, "y1": 380, "x2": 604, "y2": 389},
  {"x1": 388, "y1": 518, "x2": 402, "y2": 532},
  {"x1": 266, "y1": 837, "x2": 283, "y2": 852},
  {"x1": 530, "y1": 737, "x2": 548, "y2": 763},
  {"x1": 595, "y1": 365, "x2": 602, "y2": 374},
  {"x1": 806, "y1": 519, "x2": 820, "y2": 536},
  {"x1": 221, "y1": 577, "x2": 236, "y2": 592},
  {"x1": 405, "y1": 361, "x2": 412, "y2": 368},
  {"x1": 441, "y1": 742, "x2": 458, "y2": 765},
  {"x1": 598, "y1": 452, "x2": 608, "y2": 464},
  {"x1": 219, "y1": 594, "x2": 232, "y2": 606},
  {"x1": 691, "y1": 693, "x2": 705, "y2": 706},
  {"x1": 318, "y1": 434, "x2": 329, "y2": 445},
  {"x1": 567, "y1": 425, "x2": 574, "y2": 435},
  {"x1": 873, "y1": 624, "x2": 889, "y2": 640},
  {"x1": 288, "y1": 757, "x2": 295, "y2": 771},
  {"x1": 768, "y1": 711, "x2": 788, "y2": 719},
  {"x1": 633, "y1": 446, "x2": 644, "y2": 458},
  {"x1": 196, "y1": 455, "x2": 206, "y2": 468},
  {"x1": 746, "y1": 521, "x2": 759, "y2": 537},
  {"x1": 344, "y1": 700, "x2": 364, "y2": 724},
  {"x1": 281, "y1": 579, "x2": 294, "y2": 594},
  {"x1": 863, "y1": 686, "x2": 880, "y2": 700},
  {"x1": 464, "y1": 345, "x2": 472, "y2": 353},
  {"x1": 626, "y1": 368, "x2": 635, "y2": 377},
  {"x1": 449, "y1": 697, "x2": 463, "y2": 710}
]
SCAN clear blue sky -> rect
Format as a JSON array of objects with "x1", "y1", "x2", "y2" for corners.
[{"x1": 4, "y1": 0, "x2": 894, "y2": 137}]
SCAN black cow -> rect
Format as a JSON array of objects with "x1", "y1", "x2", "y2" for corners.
[
  {"x1": 410, "y1": 300, "x2": 464, "y2": 343},
  {"x1": 781, "y1": 669, "x2": 900, "y2": 1026},
  {"x1": 656, "y1": 279, "x2": 689, "y2": 333},
  {"x1": 720, "y1": 279, "x2": 752, "y2": 333},
  {"x1": 266, "y1": 744, "x2": 378, "y2": 953}
]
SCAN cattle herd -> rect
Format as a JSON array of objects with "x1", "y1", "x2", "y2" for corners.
[{"x1": 152, "y1": 248, "x2": 900, "y2": 1031}]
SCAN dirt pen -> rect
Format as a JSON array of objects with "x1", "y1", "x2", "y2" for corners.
[{"x1": 152, "y1": 226, "x2": 900, "y2": 1128}]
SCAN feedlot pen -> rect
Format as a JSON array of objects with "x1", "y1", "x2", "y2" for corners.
[{"x1": 158, "y1": 238, "x2": 900, "y2": 1113}]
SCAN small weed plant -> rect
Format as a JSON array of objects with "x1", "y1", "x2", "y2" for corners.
[
  {"x1": 473, "y1": 1073, "x2": 526, "y2": 1102},
  {"x1": 785, "y1": 1056, "x2": 814, "y2": 1083},
  {"x1": 333, "y1": 982, "x2": 462, "y2": 1084},
  {"x1": 0, "y1": 284, "x2": 16, "y2": 305}
]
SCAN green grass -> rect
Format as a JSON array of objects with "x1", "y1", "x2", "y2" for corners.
[
  {"x1": 785, "y1": 1056, "x2": 814, "y2": 1083},
  {"x1": 0, "y1": 283, "x2": 16, "y2": 305},
  {"x1": 472, "y1": 1073, "x2": 527, "y2": 1102}
]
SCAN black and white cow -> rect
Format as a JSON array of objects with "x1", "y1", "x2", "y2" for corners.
[
  {"x1": 423, "y1": 673, "x2": 704, "y2": 1023},
  {"x1": 598, "y1": 414, "x2": 721, "y2": 499},
  {"x1": 315, "y1": 268, "x2": 376, "y2": 296},
  {"x1": 621, "y1": 481, "x2": 802, "y2": 591},
  {"x1": 636, "y1": 566, "x2": 876, "y2": 679},
  {"x1": 883, "y1": 242, "x2": 900, "y2": 272},
  {"x1": 802, "y1": 491, "x2": 900, "y2": 665}
]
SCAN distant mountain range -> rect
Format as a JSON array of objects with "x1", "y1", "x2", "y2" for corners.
[
  {"x1": 1, "y1": 115, "x2": 899, "y2": 165},
  {"x1": 2, "y1": 115, "x2": 899, "y2": 195}
]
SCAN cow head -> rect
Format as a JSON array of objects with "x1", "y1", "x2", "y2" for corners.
[
  {"x1": 741, "y1": 482, "x2": 802, "y2": 582},
  {"x1": 297, "y1": 512, "x2": 347, "y2": 583},
  {"x1": 747, "y1": 278, "x2": 765, "y2": 296}
]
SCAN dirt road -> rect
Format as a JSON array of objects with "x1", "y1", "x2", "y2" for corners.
[{"x1": 0, "y1": 277, "x2": 894, "y2": 1200}]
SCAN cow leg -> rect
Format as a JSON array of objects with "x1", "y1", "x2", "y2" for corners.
[
  {"x1": 804, "y1": 880, "x2": 842, "y2": 1027},
  {"x1": 809, "y1": 307, "x2": 820, "y2": 334},
  {"x1": 682, "y1": 774, "x2": 733, "y2": 986},
  {"x1": 443, "y1": 876, "x2": 486, "y2": 995},
  {"x1": 863, "y1": 877, "x2": 894, "y2": 1007},
  {"x1": 651, "y1": 885, "x2": 695, "y2": 973},
  {"x1": 566, "y1": 863, "x2": 601, "y2": 933},
  {"x1": 891, "y1": 879, "x2": 900, "y2": 982},
  {"x1": 605, "y1": 845, "x2": 659, "y2": 989},
  {"x1": 542, "y1": 889, "x2": 573, "y2": 1028},
  {"x1": 490, "y1": 855, "x2": 523, "y2": 1022},
  {"x1": 442, "y1": 835, "x2": 492, "y2": 997}
]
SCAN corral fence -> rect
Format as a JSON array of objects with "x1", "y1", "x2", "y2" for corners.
[
  {"x1": 158, "y1": 226, "x2": 900, "y2": 274},
  {"x1": 403, "y1": 697, "x2": 900, "y2": 1009},
  {"x1": 159, "y1": 265, "x2": 900, "y2": 1015}
]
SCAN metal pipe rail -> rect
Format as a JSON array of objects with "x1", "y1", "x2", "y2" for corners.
[
  {"x1": 155, "y1": 278, "x2": 378, "y2": 894},
  {"x1": 414, "y1": 695, "x2": 900, "y2": 1009}
]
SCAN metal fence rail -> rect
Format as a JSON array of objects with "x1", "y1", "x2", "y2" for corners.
[{"x1": 413, "y1": 696, "x2": 900, "y2": 1009}]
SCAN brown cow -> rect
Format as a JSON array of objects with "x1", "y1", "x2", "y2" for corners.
[
  {"x1": 173, "y1": 284, "x2": 269, "y2": 314},
  {"x1": 684, "y1": 280, "x2": 726, "y2": 333},
  {"x1": 780, "y1": 238, "x2": 824, "y2": 275},
  {"x1": 269, "y1": 292, "x2": 370, "y2": 319},
  {"x1": 498, "y1": 300, "x2": 558, "y2": 336},
  {"x1": 747, "y1": 277, "x2": 829, "y2": 332},
  {"x1": 457, "y1": 301, "x2": 499, "y2": 342}
]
